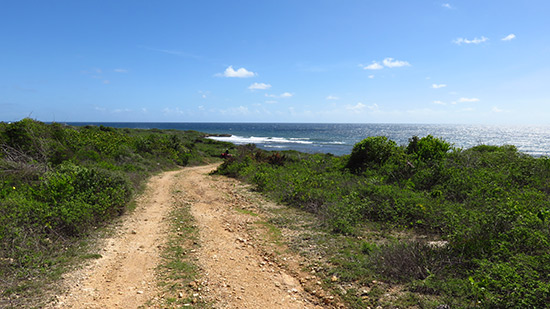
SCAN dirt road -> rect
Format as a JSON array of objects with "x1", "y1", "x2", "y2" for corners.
[{"x1": 50, "y1": 164, "x2": 328, "y2": 308}]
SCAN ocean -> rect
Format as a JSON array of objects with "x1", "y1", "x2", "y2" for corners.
[{"x1": 65, "y1": 122, "x2": 550, "y2": 157}]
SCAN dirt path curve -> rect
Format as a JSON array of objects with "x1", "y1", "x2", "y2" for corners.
[{"x1": 50, "y1": 164, "x2": 328, "y2": 308}]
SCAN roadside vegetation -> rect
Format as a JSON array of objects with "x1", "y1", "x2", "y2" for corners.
[
  {"x1": 3, "y1": 118, "x2": 549, "y2": 308},
  {"x1": 215, "y1": 136, "x2": 550, "y2": 308},
  {"x1": 0, "y1": 118, "x2": 231, "y2": 307}
]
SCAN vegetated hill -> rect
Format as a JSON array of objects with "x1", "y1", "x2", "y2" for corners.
[
  {"x1": 215, "y1": 136, "x2": 550, "y2": 308},
  {"x1": 0, "y1": 118, "x2": 233, "y2": 307}
]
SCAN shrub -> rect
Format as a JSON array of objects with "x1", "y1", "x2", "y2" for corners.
[
  {"x1": 407, "y1": 135, "x2": 451, "y2": 163},
  {"x1": 346, "y1": 136, "x2": 398, "y2": 173},
  {"x1": 370, "y1": 241, "x2": 453, "y2": 283},
  {"x1": 34, "y1": 162, "x2": 132, "y2": 235}
]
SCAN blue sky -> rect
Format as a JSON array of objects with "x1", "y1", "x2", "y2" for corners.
[{"x1": 1, "y1": 1, "x2": 549, "y2": 124}]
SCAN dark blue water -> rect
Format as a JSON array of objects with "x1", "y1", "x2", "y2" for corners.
[{"x1": 64, "y1": 122, "x2": 550, "y2": 157}]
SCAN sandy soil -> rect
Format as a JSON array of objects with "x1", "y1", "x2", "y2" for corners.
[
  {"x1": 49, "y1": 170, "x2": 179, "y2": 308},
  {"x1": 49, "y1": 164, "x2": 333, "y2": 308}
]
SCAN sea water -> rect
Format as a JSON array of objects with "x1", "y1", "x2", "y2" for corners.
[{"x1": 65, "y1": 122, "x2": 550, "y2": 157}]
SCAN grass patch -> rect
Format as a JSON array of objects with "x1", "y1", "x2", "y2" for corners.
[
  {"x1": 80, "y1": 253, "x2": 102, "y2": 259},
  {"x1": 153, "y1": 191, "x2": 207, "y2": 308},
  {"x1": 234, "y1": 207, "x2": 259, "y2": 217},
  {"x1": 255, "y1": 220, "x2": 283, "y2": 245}
]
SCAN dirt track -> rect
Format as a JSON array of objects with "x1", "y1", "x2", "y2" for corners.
[{"x1": 50, "y1": 164, "x2": 329, "y2": 308}]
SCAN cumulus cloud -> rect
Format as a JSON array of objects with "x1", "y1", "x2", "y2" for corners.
[
  {"x1": 361, "y1": 62, "x2": 384, "y2": 70},
  {"x1": 502, "y1": 34, "x2": 516, "y2": 41},
  {"x1": 326, "y1": 95, "x2": 340, "y2": 100},
  {"x1": 453, "y1": 36, "x2": 489, "y2": 45},
  {"x1": 346, "y1": 102, "x2": 367, "y2": 112},
  {"x1": 248, "y1": 82, "x2": 271, "y2": 90},
  {"x1": 432, "y1": 84, "x2": 447, "y2": 89},
  {"x1": 433, "y1": 100, "x2": 446, "y2": 105},
  {"x1": 368, "y1": 75, "x2": 375, "y2": 79},
  {"x1": 382, "y1": 58, "x2": 411, "y2": 68},
  {"x1": 217, "y1": 66, "x2": 256, "y2": 78},
  {"x1": 361, "y1": 58, "x2": 411, "y2": 71},
  {"x1": 266, "y1": 92, "x2": 293, "y2": 98},
  {"x1": 442, "y1": 3, "x2": 453, "y2": 9}
]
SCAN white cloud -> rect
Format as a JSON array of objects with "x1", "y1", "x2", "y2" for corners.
[
  {"x1": 368, "y1": 103, "x2": 380, "y2": 111},
  {"x1": 265, "y1": 100, "x2": 278, "y2": 104},
  {"x1": 432, "y1": 84, "x2": 447, "y2": 89},
  {"x1": 457, "y1": 97, "x2": 480, "y2": 103},
  {"x1": 433, "y1": 100, "x2": 446, "y2": 105},
  {"x1": 217, "y1": 66, "x2": 256, "y2": 78},
  {"x1": 442, "y1": 3, "x2": 453, "y2": 9},
  {"x1": 114, "y1": 68, "x2": 128, "y2": 73},
  {"x1": 368, "y1": 75, "x2": 375, "y2": 79},
  {"x1": 361, "y1": 62, "x2": 384, "y2": 70},
  {"x1": 198, "y1": 90, "x2": 210, "y2": 99},
  {"x1": 266, "y1": 92, "x2": 293, "y2": 98},
  {"x1": 345, "y1": 102, "x2": 379, "y2": 113},
  {"x1": 103, "y1": 80, "x2": 110, "y2": 84},
  {"x1": 502, "y1": 34, "x2": 516, "y2": 41},
  {"x1": 346, "y1": 102, "x2": 367, "y2": 112},
  {"x1": 453, "y1": 36, "x2": 489, "y2": 45},
  {"x1": 361, "y1": 58, "x2": 410, "y2": 71},
  {"x1": 326, "y1": 95, "x2": 339, "y2": 100},
  {"x1": 248, "y1": 82, "x2": 271, "y2": 90},
  {"x1": 383, "y1": 58, "x2": 411, "y2": 68}
]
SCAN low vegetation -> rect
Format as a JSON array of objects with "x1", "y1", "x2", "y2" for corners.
[
  {"x1": 216, "y1": 136, "x2": 550, "y2": 308},
  {"x1": 3, "y1": 118, "x2": 549, "y2": 308},
  {"x1": 0, "y1": 118, "x2": 231, "y2": 307}
]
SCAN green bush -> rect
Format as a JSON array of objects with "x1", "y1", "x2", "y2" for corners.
[
  {"x1": 407, "y1": 135, "x2": 451, "y2": 162},
  {"x1": 345, "y1": 136, "x2": 398, "y2": 173}
]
